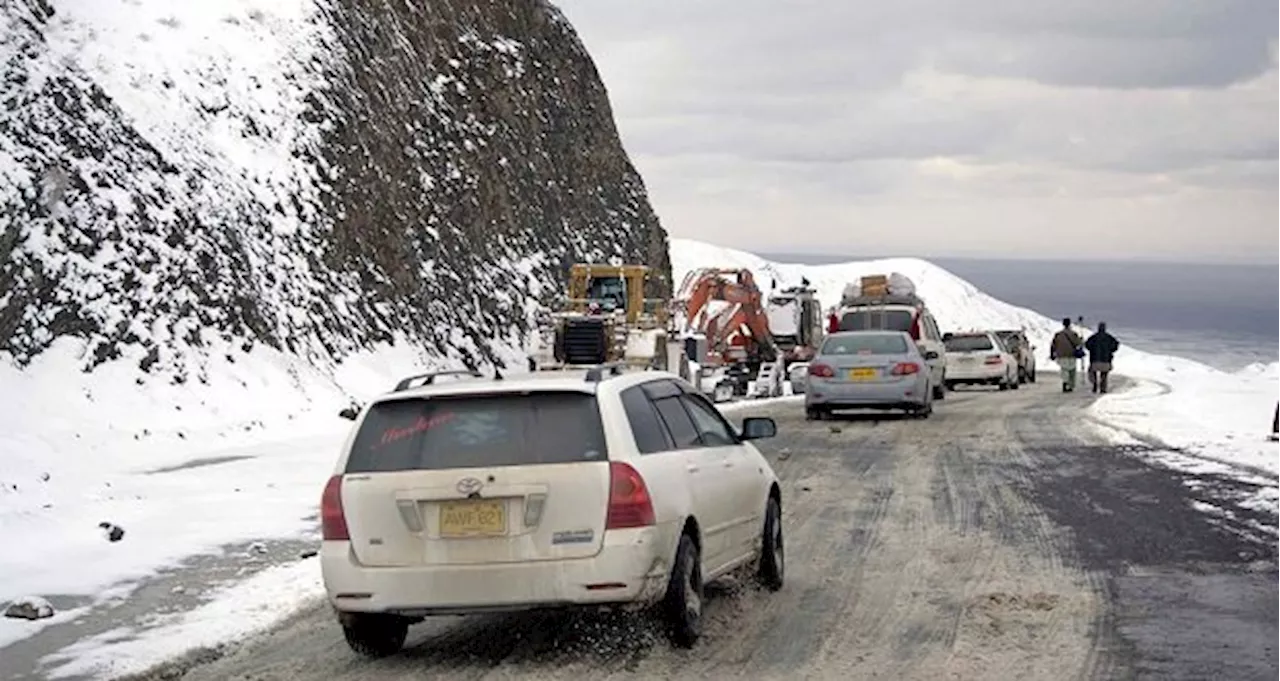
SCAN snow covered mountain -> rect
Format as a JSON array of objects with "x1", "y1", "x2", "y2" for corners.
[
  {"x1": 670, "y1": 237, "x2": 1060, "y2": 345},
  {"x1": 1, "y1": 0, "x2": 669, "y2": 383}
]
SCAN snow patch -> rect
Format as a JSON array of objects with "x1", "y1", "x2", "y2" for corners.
[{"x1": 40, "y1": 558, "x2": 324, "y2": 680}]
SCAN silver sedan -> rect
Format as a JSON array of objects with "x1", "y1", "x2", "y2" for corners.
[{"x1": 803, "y1": 330, "x2": 937, "y2": 420}]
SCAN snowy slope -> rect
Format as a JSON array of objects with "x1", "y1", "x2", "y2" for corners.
[
  {"x1": 670, "y1": 238, "x2": 1060, "y2": 345},
  {"x1": 1, "y1": 0, "x2": 672, "y2": 657},
  {"x1": 671, "y1": 238, "x2": 1280, "y2": 478}
]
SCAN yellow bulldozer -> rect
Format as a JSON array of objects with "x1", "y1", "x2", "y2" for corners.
[{"x1": 530, "y1": 262, "x2": 684, "y2": 372}]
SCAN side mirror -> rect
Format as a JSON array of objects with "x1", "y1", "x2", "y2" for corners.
[
  {"x1": 924, "y1": 350, "x2": 940, "y2": 360},
  {"x1": 338, "y1": 406, "x2": 360, "y2": 421},
  {"x1": 740, "y1": 417, "x2": 777, "y2": 441},
  {"x1": 942, "y1": 332, "x2": 954, "y2": 342}
]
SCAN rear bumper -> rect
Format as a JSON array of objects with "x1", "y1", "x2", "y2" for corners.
[
  {"x1": 321, "y1": 524, "x2": 673, "y2": 616},
  {"x1": 805, "y1": 379, "x2": 926, "y2": 408},
  {"x1": 947, "y1": 364, "x2": 1006, "y2": 381}
]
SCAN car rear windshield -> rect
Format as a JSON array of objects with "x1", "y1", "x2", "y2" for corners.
[
  {"x1": 838, "y1": 309, "x2": 913, "y2": 333},
  {"x1": 945, "y1": 335, "x2": 994, "y2": 352},
  {"x1": 821, "y1": 333, "x2": 909, "y2": 355},
  {"x1": 346, "y1": 391, "x2": 607, "y2": 473}
]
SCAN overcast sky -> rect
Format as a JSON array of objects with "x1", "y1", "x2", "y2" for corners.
[{"x1": 553, "y1": 1, "x2": 1279, "y2": 263}]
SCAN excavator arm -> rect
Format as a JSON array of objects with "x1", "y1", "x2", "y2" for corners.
[
  {"x1": 676, "y1": 267, "x2": 776, "y2": 363},
  {"x1": 679, "y1": 267, "x2": 762, "y2": 329}
]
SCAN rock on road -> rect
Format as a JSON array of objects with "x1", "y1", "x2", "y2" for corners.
[{"x1": 127, "y1": 379, "x2": 1279, "y2": 681}]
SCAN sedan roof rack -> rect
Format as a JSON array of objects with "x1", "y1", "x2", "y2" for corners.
[
  {"x1": 394, "y1": 369, "x2": 483, "y2": 392},
  {"x1": 584, "y1": 362, "x2": 628, "y2": 383}
]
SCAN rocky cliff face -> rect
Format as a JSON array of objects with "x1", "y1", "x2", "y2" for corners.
[{"x1": 0, "y1": 0, "x2": 669, "y2": 382}]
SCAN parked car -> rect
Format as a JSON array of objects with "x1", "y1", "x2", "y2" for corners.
[
  {"x1": 942, "y1": 331, "x2": 1019, "y2": 391},
  {"x1": 787, "y1": 362, "x2": 809, "y2": 394},
  {"x1": 835, "y1": 291, "x2": 947, "y2": 401},
  {"x1": 993, "y1": 329, "x2": 1036, "y2": 384},
  {"x1": 803, "y1": 330, "x2": 937, "y2": 420},
  {"x1": 321, "y1": 365, "x2": 784, "y2": 656}
]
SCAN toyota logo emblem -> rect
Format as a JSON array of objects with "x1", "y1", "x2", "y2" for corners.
[{"x1": 456, "y1": 477, "x2": 483, "y2": 495}]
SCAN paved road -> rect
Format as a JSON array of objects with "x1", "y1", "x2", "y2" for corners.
[{"x1": 115, "y1": 379, "x2": 1278, "y2": 680}]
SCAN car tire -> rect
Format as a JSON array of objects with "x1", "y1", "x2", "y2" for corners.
[
  {"x1": 932, "y1": 378, "x2": 946, "y2": 400},
  {"x1": 340, "y1": 613, "x2": 409, "y2": 658},
  {"x1": 663, "y1": 533, "x2": 703, "y2": 648},
  {"x1": 757, "y1": 497, "x2": 784, "y2": 592},
  {"x1": 998, "y1": 379, "x2": 1010, "y2": 391},
  {"x1": 805, "y1": 406, "x2": 820, "y2": 421},
  {"x1": 1028, "y1": 368, "x2": 1037, "y2": 383}
]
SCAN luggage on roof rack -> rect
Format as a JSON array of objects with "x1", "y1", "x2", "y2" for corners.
[{"x1": 840, "y1": 272, "x2": 918, "y2": 306}]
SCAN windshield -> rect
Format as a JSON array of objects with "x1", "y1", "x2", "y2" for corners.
[
  {"x1": 838, "y1": 309, "x2": 913, "y2": 333},
  {"x1": 586, "y1": 276, "x2": 626, "y2": 310},
  {"x1": 945, "y1": 335, "x2": 994, "y2": 352},
  {"x1": 821, "y1": 333, "x2": 909, "y2": 355},
  {"x1": 346, "y1": 392, "x2": 607, "y2": 473}
]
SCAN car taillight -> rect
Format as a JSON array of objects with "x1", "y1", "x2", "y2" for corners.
[
  {"x1": 984, "y1": 355, "x2": 1003, "y2": 365},
  {"x1": 809, "y1": 363, "x2": 835, "y2": 378},
  {"x1": 321, "y1": 475, "x2": 349, "y2": 541},
  {"x1": 605, "y1": 461, "x2": 655, "y2": 530},
  {"x1": 909, "y1": 316, "x2": 921, "y2": 340},
  {"x1": 892, "y1": 362, "x2": 920, "y2": 375}
]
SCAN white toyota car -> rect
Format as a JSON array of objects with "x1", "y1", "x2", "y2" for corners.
[{"x1": 321, "y1": 364, "x2": 785, "y2": 656}]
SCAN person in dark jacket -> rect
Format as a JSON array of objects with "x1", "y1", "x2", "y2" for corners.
[
  {"x1": 1084, "y1": 322, "x2": 1121, "y2": 393},
  {"x1": 1049, "y1": 317, "x2": 1084, "y2": 392}
]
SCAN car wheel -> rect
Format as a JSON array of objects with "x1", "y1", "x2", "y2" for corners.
[
  {"x1": 998, "y1": 379, "x2": 1010, "y2": 391},
  {"x1": 663, "y1": 533, "x2": 703, "y2": 648},
  {"x1": 340, "y1": 613, "x2": 409, "y2": 658},
  {"x1": 1028, "y1": 368, "x2": 1037, "y2": 383},
  {"x1": 805, "y1": 406, "x2": 820, "y2": 421},
  {"x1": 757, "y1": 497, "x2": 784, "y2": 591},
  {"x1": 932, "y1": 378, "x2": 946, "y2": 400}
]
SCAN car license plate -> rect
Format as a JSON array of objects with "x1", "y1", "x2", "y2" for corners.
[
  {"x1": 849, "y1": 368, "x2": 877, "y2": 381},
  {"x1": 439, "y1": 500, "x2": 506, "y2": 537}
]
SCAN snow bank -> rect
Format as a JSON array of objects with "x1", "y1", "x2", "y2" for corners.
[
  {"x1": 0, "y1": 334, "x2": 491, "y2": 650},
  {"x1": 40, "y1": 558, "x2": 324, "y2": 680}
]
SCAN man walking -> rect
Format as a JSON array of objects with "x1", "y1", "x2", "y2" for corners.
[
  {"x1": 1084, "y1": 323, "x2": 1121, "y2": 394},
  {"x1": 1049, "y1": 317, "x2": 1084, "y2": 392}
]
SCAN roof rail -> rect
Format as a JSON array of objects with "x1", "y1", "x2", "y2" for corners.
[
  {"x1": 394, "y1": 369, "x2": 483, "y2": 392},
  {"x1": 584, "y1": 362, "x2": 627, "y2": 383}
]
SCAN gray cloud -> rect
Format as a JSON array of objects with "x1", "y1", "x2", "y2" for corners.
[{"x1": 556, "y1": 0, "x2": 1278, "y2": 261}]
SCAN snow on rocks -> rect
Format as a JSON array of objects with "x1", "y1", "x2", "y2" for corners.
[
  {"x1": 4, "y1": 596, "x2": 55, "y2": 621},
  {"x1": 99, "y1": 521, "x2": 126, "y2": 543}
]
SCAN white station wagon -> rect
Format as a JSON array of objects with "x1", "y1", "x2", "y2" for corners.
[{"x1": 321, "y1": 364, "x2": 785, "y2": 656}]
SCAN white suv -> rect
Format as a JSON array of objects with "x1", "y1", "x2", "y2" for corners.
[
  {"x1": 942, "y1": 331, "x2": 1020, "y2": 391},
  {"x1": 321, "y1": 364, "x2": 784, "y2": 656}
]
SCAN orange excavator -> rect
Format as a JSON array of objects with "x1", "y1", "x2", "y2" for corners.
[{"x1": 675, "y1": 268, "x2": 779, "y2": 391}]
